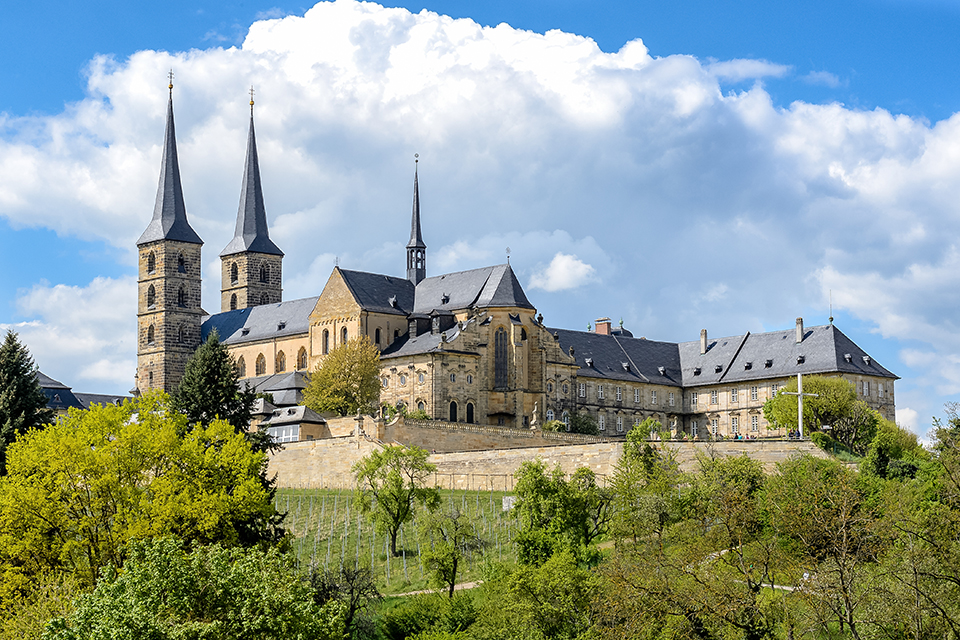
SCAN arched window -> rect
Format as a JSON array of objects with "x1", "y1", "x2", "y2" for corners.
[
  {"x1": 260, "y1": 293, "x2": 268, "y2": 305},
  {"x1": 546, "y1": 409, "x2": 555, "y2": 422},
  {"x1": 494, "y1": 327, "x2": 508, "y2": 389},
  {"x1": 177, "y1": 253, "x2": 186, "y2": 273},
  {"x1": 259, "y1": 263, "x2": 269, "y2": 283},
  {"x1": 375, "y1": 328, "x2": 381, "y2": 345},
  {"x1": 466, "y1": 402, "x2": 474, "y2": 424},
  {"x1": 417, "y1": 401, "x2": 425, "y2": 412},
  {"x1": 562, "y1": 411, "x2": 570, "y2": 430},
  {"x1": 147, "y1": 285, "x2": 156, "y2": 309},
  {"x1": 449, "y1": 401, "x2": 458, "y2": 423},
  {"x1": 394, "y1": 329, "x2": 399, "y2": 340},
  {"x1": 177, "y1": 325, "x2": 183, "y2": 344},
  {"x1": 230, "y1": 262, "x2": 238, "y2": 285},
  {"x1": 276, "y1": 351, "x2": 286, "y2": 373},
  {"x1": 237, "y1": 356, "x2": 246, "y2": 377},
  {"x1": 341, "y1": 327, "x2": 348, "y2": 344},
  {"x1": 230, "y1": 294, "x2": 237, "y2": 311},
  {"x1": 322, "y1": 330, "x2": 329, "y2": 355},
  {"x1": 146, "y1": 325, "x2": 155, "y2": 345},
  {"x1": 298, "y1": 347, "x2": 307, "y2": 370},
  {"x1": 146, "y1": 252, "x2": 156, "y2": 274},
  {"x1": 177, "y1": 286, "x2": 186, "y2": 307},
  {"x1": 255, "y1": 353, "x2": 266, "y2": 376}
]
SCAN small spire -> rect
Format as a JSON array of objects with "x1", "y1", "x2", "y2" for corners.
[
  {"x1": 406, "y1": 154, "x2": 426, "y2": 284},
  {"x1": 249, "y1": 85, "x2": 255, "y2": 116}
]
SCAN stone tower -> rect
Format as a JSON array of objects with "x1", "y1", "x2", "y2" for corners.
[
  {"x1": 219, "y1": 95, "x2": 283, "y2": 312},
  {"x1": 136, "y1": 80, "x2": 204, "y2": 394},
  {"x1": 406, "y1": 158, "x2": 426, "y2": 285}
]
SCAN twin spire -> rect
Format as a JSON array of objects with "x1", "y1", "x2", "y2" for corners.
[{"x1": 406, "y1": 155, "x2": 427, "y2": 284}]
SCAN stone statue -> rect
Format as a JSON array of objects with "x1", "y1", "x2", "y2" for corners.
[{"x1": 530, "y1": 402, "x2": 540, "y2": 430}]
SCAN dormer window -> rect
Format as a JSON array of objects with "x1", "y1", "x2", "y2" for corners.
[
  {"x1": 844, "y1": 353, "x2": 853, "y2": 363},
  {"x1": 797, "y1": 355, "x2": 806, "y2": 364},
  {"x1": 658, "y1": 366, "x2": 665, "y2": 375},
  {"x1": 441, "y1": 294, "x2": 450, "y2": 304},
  {"x1": 585, "y1": 358, "x2": 594, "y2": 367},
  {"x1": 622, "y1": 362, "x2": 630, "y2": 372},
  {"x1": 278, "y1": 322, "x2": 286, "y2": 331},
  {"x1": 714, "y1": 364, "x2": 722, "y2": 373},
  {"x1": 862, "y1": 355, "x2": 871, "y2": 365},
  {"x1": 241, "y1": 328, "x2": 250, "y2": 336},
  {"x1": 765, "y1": 359, "x2": 773, "y2": 368},
  {"x1": 389, "y1": 295, "x2": 397, "y2": 308},
  {"x1": 744, "y1": 362, "x2": 752, "y2": 370},
  {"x1": 693, "y1": 367, "x2": 701, "y2": 375}
]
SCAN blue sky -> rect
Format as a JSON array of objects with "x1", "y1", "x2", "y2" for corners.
[{"x1": 1, "y1": 0, "x2": 959, "y2": 439}]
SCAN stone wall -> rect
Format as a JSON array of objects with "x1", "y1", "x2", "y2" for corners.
[{"x1": 379, "y1": 418, "x2": 614, "y2": 453}]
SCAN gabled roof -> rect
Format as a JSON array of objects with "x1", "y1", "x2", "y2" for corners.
[
  {"x1": 137, "y1": 93, "x2": 203, "y2": 246},
  {"x1": 220, "y1": 116, "x2": 283, "y2": 257},
  {"x1": 36, "y1": 371, "x2": 85, "y2": 411},
  {"x1": 238, "y1": 371, "x2": 310, "y2": 407},
  {"x1": 413, "y1": 264, "x2": 534, "y2": 314},
  {"x1": 551, "y1": 329, "x2": 683, "y2": 387},
  {"x1": 261, "y1": 405, "x2": 326, "y2": 427},
  {"x1": 338, "y1": 269, "x2": 415, "y2": 316},
  {"x1": 201, "y1": 297, "x2": 318, "y2": 345}
]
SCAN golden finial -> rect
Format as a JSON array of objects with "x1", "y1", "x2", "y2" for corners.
[
  {"x1": 249, "y1": 85, "x2": 255, "y2": 116},
  {"x1": 167, "y1": 69, "x2": 174, "y2": 95}
]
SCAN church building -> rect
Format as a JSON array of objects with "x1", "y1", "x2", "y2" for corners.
[{"x1": 135, "y1": 84, "x2": 898, "y2": 439}]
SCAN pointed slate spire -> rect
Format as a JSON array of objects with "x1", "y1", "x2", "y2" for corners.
[
  {"x1": 137, "y1": 81, "x2": 203, "y2": 246},
  {"x1": 220, "y1": 106, "x2": 283, "y2": 257},
  {"x1": 406, "y1": 155, "x2": 426, "y2": 284}
]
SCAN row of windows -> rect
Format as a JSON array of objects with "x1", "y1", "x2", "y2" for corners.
[
  {"x1": 691, "y1": 385, "x2": 766, "y2": 407},
  {"x1": 144, "y1": 251, "x2": 188, "y2": 275},
  {"x1": 237, "y1": 348, "x2": 308, "y2": 377},
  {"x1": 372, "y1": 327, "x2": 401, "y2": 346},
  {"x1": 144, "y1": 324, "x2": 189, "y2": 346},
  {"x1": 228, "y1": 262, "x2": 272, "y2": 286},
  {"x1": 319, "y1": 327, "x2": 349, "y2": 355},
  {"x1": 690, "y1": 414, "x2": 762, "y2": 436},
  {"x1": 382, "y1": 372, "x2": 477, "y2": 388},
  {"x1": 145, "y1": 284, "x2": 191, "y2": 309},
  {"x1": 576, "y1": 383, "x2": 676, "y2": 406},
  {"x1": 229, "y1": 292, "x2": 271, "y2": 310},
  {"x1": 545, "y1": 381, "x2": 570, "y2": 394}
]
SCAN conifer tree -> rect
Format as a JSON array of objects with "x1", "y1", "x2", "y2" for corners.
[{"x1": 0, "y1": 330, "x2": 53, "y2": 475}]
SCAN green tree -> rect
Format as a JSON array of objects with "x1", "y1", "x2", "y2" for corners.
[
  {"x1": 0, "y1": 393, "x2": 280, "y2": 596},
  {"x1": 353, "y1": 445, "x2": 440, "y2": 557},
  {"x1": 309, "y1": 565, "x2": 382, "y2": 638},
  {"x1": 419, "y1": 507, "x2": 486, "y2": 597},
  {"x1": 0, "y1": 331, "x2": 53, "y2": 476},
  {"x1": 567, "y1": 412, "x2": 598, "y2": 436},
  {"x1": 304, "y1": 336, "x2": 382, "y2": 417},
  {"x1": 44, "y1": 538, "x2": 346, "y2": 640},
  {"x1": 170, "y1": 330, "x2": 255, "y2": 432}
]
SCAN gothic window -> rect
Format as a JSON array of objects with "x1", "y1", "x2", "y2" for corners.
[
  {"x1": 449, "y1": 401, "x2": 458, "y2": 423},
  {"x1": 466, "y1": 402, "x2": 474, "y2": 424},
  {"x1": 237, "y1": 356, "x2": 246, "y2": 377},
  {"x1": 322, "y1": 330, "x2": 329, "y2": 355},
  {"x1": 276, "y1": 351, "x2": 286, "y2": 373},
  {"x1": 255, "y1": 353, "x2": 266, "y2": 376},
  {"x1": 298, "y1": 347, "x2": 307, "y2": 370},
  {"x1": 230, "y1": 262, "x2": 238, "y2": 285},
  {"x1": 147, "y1": 285, "x2": 156, "y2": 309},
  {"x1": 177, "y1": 253, "x2": 186, "y2": 273},
  {"x1": 520, "y1": 327, "x2": 527, "y2": 340},
  {"x1": 341, "y1": 327, "x2": 348, "y2": 344},
  {"x1": 375, "y1": 328, "x2": 381, "y2": 345},
  {"x1": 494, "y1": 327, "x2": 508, "y2": 389},
  {"x1": 146, "y1": 325, "x2": 155, "y2": 345},
  {"x1": 259, "y1": 263, "x2": 269, "y2": 283},
  {"x1": 417, "y1": 401, "x2": 425, "y2": 412},
  {"x1": 230, "y1": 294, "x2": 237, "y2": 311},
  {"x1": 177, "y1": 286, "x2": 186, "y2": 308},
  {"x1": 146, "y1": 252, "x2": 156, "y2": 274},
  {"x1": 418, "y1": 373, "x2": 425, "y2": 384},
  {"x1": 260, "y1": 293, "x2": 268, "y2": 305}
]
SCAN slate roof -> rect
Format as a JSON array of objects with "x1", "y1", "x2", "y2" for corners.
[
  {"x1": 413, "y1": 264, "x2": 534, "y2": 314},
  {"x1": 677, "y1": 323, "x2": 898, "y2": 387},
  {"x1": 338, "y1": 269, "x2": 415, "y2": 316},
  {"x1": 551, "y1": 329, "x2": 683, "y2": 387},
  {"x1": 75, "y1": 393, "x2": 129, "y2": 409},
  {"x1": 220, "y1": 116, "x2": 283, "y2": 257},
  {"x1": 261, "y1": 405, "x2": 326, "y2": 427},
  {"x1": 137, "y1": 93, "x2": 203, "y2": 246},
  {"x1": 201, "y1": 296, "x2": 319, "y2": 345},
  {"x1": 240, "y1": 371, "x2": 310, "y2": 407},
  {"x1": 380, "y1": 326, "x2": 470, "y2": 359},
  {"x1": 36, "y1": 372, "x2": 85, "y2": 411}
]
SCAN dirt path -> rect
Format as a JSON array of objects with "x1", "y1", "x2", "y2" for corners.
[{"x1": 392, "y1": 581, "x2": 483, "y2": 597}]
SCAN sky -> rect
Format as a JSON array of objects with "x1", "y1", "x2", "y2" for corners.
[{"x1": 1, "y1": 0, "x2": 960, "y2": 440}]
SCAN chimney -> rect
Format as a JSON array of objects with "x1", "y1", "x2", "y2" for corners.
[
  {"x1": 796, "y1": 317, "x2": 804, "y2": 344},
  {"x1": 595, "y1": 317, "x2": 612, "y2": 335},
  {"x1": 700, "y1": 329, "x2": 708, "y2": 355}
]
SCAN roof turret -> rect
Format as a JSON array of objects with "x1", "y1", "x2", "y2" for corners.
[{"x1": 406, "y1": 158, "x2": 426, "y2": 250}]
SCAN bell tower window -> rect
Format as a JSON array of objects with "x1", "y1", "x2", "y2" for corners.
[
  {"x1": 146, "y1": 325, "x2": 155, "y2": 346},
  {"x1": 259, "y1": 263, "x2": 269, "y2": 283},
  {"x1": 177, "y1": 253, "x2": 186, "y2": 273},
  {"x1": 230, "y1": 262, "x2": 238, "y2": 285},
  {"x1": 230, "y1": 294, "x2": 237, "y2": 311},
  {"x1": 147, "y1": 285, "x2": 156, "y2": 309},
  {"x1": 146, "y1": 253, "x2": 156, "y2": 274},
  {"x1": 177, "y1": 286, "x2": 186, "y2": 307}
]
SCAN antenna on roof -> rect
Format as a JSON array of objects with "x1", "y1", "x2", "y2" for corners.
[
  {"x1": 506, "y1": 247, "x2": 511, "y2": 264},
  {"x1": 829, "y1": 290, "x2": 834, "y2": 325}
]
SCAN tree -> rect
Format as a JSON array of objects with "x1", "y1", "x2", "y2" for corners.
[
  {"x1": 353, "y1": 445, "x2": 440, "y2": 556},
  {"x1": 419, "y1": 507, "x2": 486, "y2": 597},
  {"x1": 0, "y1": 331, "x2": 53, "y2": 476},
  {"x1": 304, "y1": 336, "x2": 381, "y2": 417},
  {"x1": 0, "y1": 393, "x2": 281, "y2": 597},
  {"x1": 567, "y1": 412, "x2": 598, "y2": 436},
  {"x1": 44, "y1": 538, "x2": 346, "y2": 640},
  {"x1": 309, "y1": 565, "x2": 382, "y2": 638},
  {"x1": 171, "y1": 330, "x2": 255, "y2": 432}
]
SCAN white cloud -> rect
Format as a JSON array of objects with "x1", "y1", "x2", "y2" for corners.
[
  {"x1": 801, "y1": 70, "x2": 842, "y2": 88},
  {"x1": 706, "y1": 58, "x2": 791, "y2": 82},
  {"x1": 529, "y1": 253, "x2": 597, "y2": 292}
]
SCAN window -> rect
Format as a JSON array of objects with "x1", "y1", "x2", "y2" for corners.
[
  {"x1": 751, "y1": 415, "x2": 759, "y2": 431},
  {"x1": 634, "y1": 388, "x2": 640, "y2": 403},
  {"x1": 563, "y1": 384, "x2": 569, "y2": 394},
  {"x1": 467, "y1": 374, "x2": 473, "y2": 384},
  {"x1": 772, "y1": 383, "x2": 780, "y2": 394},
  {"x1": 276, "y1": 351, "x2": 286, "y2": 373},
  {"x1": 669, "y1": 392, "x2": 675, "y2": 407},
  {"x1": 711, "y1": 418, "x2": 718, "y2": 435},
  {"x1": 322, "y1": 330, "x2": 329, "y2": 355},
  {"x1": 230, "y1": 294, "x2": 237, "y2": 311},
  {"x1": 382, "y1": 377, "x2": 388, "y2": 388},
  {"x1": 177, "y1": 253, "x2": 186, "y2": 273},
  {"x1": 691, "y1": 392, "x2": 698, "y2": 407},
  {"x1": 341, "y1": 327, "x2": 348, "y2": 344},
  {"x1": 177, "y1": 286, "x2": 186, "y2": 307},
  {"x1": 578, "y1": 383, "x2": 586, "y2": 398},
  {"x1": 466, "y1": 403, "x2": 474, "y2": 424},
  {"x1": 298, "y1": 347, "x2": 307, "y2": 370},
  {"x1": 146, "y1": 325, "x2": 155, "y2": 346},
  {"x1": 260, "y1": 293, "x2": 268, "y2": 305},
  {"x1": 375, "y1": 328, "x2": 381, "y2": 345},
  {"x1": 710, "y1": 390, "x2": 718, "y2": 404},
  {"x1": 651, "y1": 390, "x2": 658, "y2": 404},
  {"x1": 494, "y1": 327, "x2": 508, "y2": 388},
  {"x1": 399, "y1": 374, "x2": 406, "y2": 386},
  {"x1": 255, "y1": 354, "x2": 266, "y2": 376},
  {"x1": 237, "y1": 356, "x2": 246, "y2": 377},
  {"x1": 616, "y1": 386, "x2": 622, "y2": 401},
  {"x1": 562, "y1": 412, "x2": 570, "y2": 429},
  {"x1": 417, "y1": 401, "x2": 425, "y2": 412},
  {"x1": 450, "y1": 373, "x2": 456, "y2": 382},
  {"x1": 147, "y1": 285, "x2": 156, "y2": 309},
  {"x1": 598, "y1": 414, "x2": 605, "y2": 431},
  {"x1": 394, "y1": 329, "x2": 399, "y2": 340},
  {"x1": 267, "y1": 425, "x2": 299, "y2": 443},
  {"x1": 449, "y1": 401, "x2": 458, "y2": 422},
  {"x1": 230, "y1": 262, "x2": 238, "y2": 284},
  {"x1": 146, "y1": 252, "x2": 156, "y2": 274},
  {"x1": 546, "y1": 409, "x2": 555, "y2": 422},
  {"x1": 732, "y1": 416, "x2": 739, "y2": 434},
  {"x1": 598, "y1": 385, "x2": 604, "y2": 400},
  {"x1": 616, "y1": 416, "x2": 623, "y2": 433},
  {"x1": 731, "y1": 388, "x2": 738, "y2": 402},
  {"x1": 879, "y1": 383, "x2": 885, "y2": 399},
  {"x1": 259, "y1": 263, "x2": 269, "y2": 283},
  {"x1": 750, "y1": 386, "x2": 758, "y2": 401},
  {"x1": 547, "y1": 382, "x2": 553, "y2": 393},
  {"x1": 177, "y1": 325, "x2": 183, "y2": 344},
  {"x1": 863, "y1": 380, "x2": 870, "y2": 396},
  {"x1": 692, "y1": 420, "x2": 699, "y2": 437},
  {"x1": 418, "y1": 373, "x2": 425, "y2": 384}
]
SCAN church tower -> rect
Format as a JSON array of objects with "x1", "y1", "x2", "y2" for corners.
[
  {"x1": 406, "y1": 157, "x2": 426, "y2": 284},
  {"x1": 219, "y1": 90, "x2": 283, "y2": 312},
  {"x1": 136, "y1": 76, "x2": 204, "y2": 394}
]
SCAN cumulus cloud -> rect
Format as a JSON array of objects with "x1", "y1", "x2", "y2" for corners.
[
  {"x1": 529, "y1": 253, "x2": 597, "y2": 292},
  {"x1": 802, "y1": 70, "x2": 842, "y2": 88},
  {"x1": 0, "y1": 0, "x2": 959, "y2": 433}
]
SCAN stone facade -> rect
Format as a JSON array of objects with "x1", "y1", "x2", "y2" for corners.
[{"x1": 220, "y1": 252, "x2": 283, "y2": 312}]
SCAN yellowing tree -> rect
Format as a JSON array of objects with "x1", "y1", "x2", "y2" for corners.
[{"x1": 303, "y1": 336, "x2": 381, "y2": 417}]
